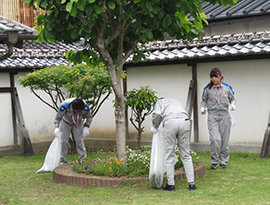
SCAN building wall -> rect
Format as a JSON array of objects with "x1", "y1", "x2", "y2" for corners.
[
  {"x1": 126, "y1": 59, "x2": 270, "y2": 146},
  {"x1": 197, "y1": 60, "x2": 270, "y2": 145},
  {"x1": 0, "y1": 73, "x2": 13, "y2": 146},
  {"x1": 126, "y1": 64, "x2": 192, "y2": 140},
  {"x1": 0, "y1": 72, "x2": 117, "y2": 148},
  {"x1": 204, "y1": 18, "x2": 270, "y2": 36},
  {"x1": 1, "y1": 60, "x2": 269, "y2": 150},
  {"x1": 0, "y1": 0, "x2": 45, "y2": 28}
]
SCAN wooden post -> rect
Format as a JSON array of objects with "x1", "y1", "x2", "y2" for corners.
[
  {"x1": 260, "y1": 112, "x2": 270, "y2": 158},
  {"x1": 11, "y1": 87, "x2": 34, "y2": 156},
  {"x1": 192, "y1": 65, "x2": 199, "y2": 143},
  {"x1": 185, "y1": 64, "x2": 199, "y2": 143},
  {"x1": 186, "y1": 79, "x2": 195, "y2": 117},
  {"x1": 10, "y1": 73, "x2": 18, "y2": 146}
]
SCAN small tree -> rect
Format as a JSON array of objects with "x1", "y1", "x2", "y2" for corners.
[
  {"x1": 19, "y1": 63, "x2": 112, "y2": 153},
  {"x1": 125, "y1": 86, "x2": 158, "y2": 150},
  {"x1": 19, "y1": 63, "x2": 112, "y2": 116}
]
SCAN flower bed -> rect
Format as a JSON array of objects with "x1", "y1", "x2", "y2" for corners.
[{"x1": 53, "y1": 161, "x2": 205, "y2": 188}]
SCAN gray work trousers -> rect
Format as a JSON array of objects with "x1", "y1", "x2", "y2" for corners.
[
  {"x1": 208, "y1": 111, "x2": 231, "y2": 165},
  {"x1": 163, "y1": 118, "x2": 194, "y2": 185},
  {"x1": 59, "y1": 120, "x2": 87, "y2": 163}
]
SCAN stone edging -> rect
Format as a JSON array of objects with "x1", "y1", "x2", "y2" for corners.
[{"x1": 53, "y1": 162, "x2": 205, "y2": 188}]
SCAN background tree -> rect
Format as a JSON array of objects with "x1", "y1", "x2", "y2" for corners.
[
  {"x1": 125, "y1": 86, "x2": 158, "y2": 150},
  {"x1": 19, "y1": 63, "x2": 112, "y2": 115},
  {"x1": 23, "y1": 0, "x2": 237, "y2": 161},
  {"x1": 19, "y1": 63, "x2": 112, "y2": 153}
]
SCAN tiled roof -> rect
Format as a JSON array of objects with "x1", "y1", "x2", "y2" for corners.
[
  {"x1": 200, "y1": 0, "x2": 270, "y2": 21},
  {"x1": 0, "y1": 40, "x2": 85, "y2": 70},
  {"x1": 126, "y1": 31, "x2": 270, "y2": 64},
  {"x1": 0, "y1": 16, "x2": 37, "y2": 42},
  {"x1": 0, "y1": 16, "x2": 85, "y2": 71},
  {"x1": 2, "y1": 30, "x2": 270, "y2": 69}
]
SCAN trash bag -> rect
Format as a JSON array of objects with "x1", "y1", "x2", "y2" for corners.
[
  {"x1": 36, "y1": 132, "x2": 62, "y2": 173},
  {"x1": 230, "y1": 115, "x2": 236, "y2": 126},
  {"x1": 149, "y1": 131, "x2": 165, "y2": 189}
]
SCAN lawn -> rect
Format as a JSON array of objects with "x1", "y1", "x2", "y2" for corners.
[{"x1": 0, "y1": 151, "x2": 269, "y2": 205}]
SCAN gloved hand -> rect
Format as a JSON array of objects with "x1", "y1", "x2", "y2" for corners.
[
  {"x1": 201, "y1": 107, "x2": 206, "y2": 115},
  {"x1": 54, "y1": 127, "x2": 60, "y2": 137},
  {"x1": 83, "y1": 127, "x2": 90, "y2": 137},
  {"x1": 230, "y1": 103, "x2": 236, "y2": 111},
  {"x1": 150, "y1": 126, "x2": 158, "y2": 133}
]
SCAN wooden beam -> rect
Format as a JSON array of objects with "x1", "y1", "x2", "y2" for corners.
[
  {"x1": 260, "y1": 112, "x2": 270, "y2": 158},
  {"x1": 192, "y1": 64, "x2": 199, "y2": 143},
  {"x1": 185, "y1": 64, "x2": 199, "y2": 143},
  {"x1": 10, "y1": 73, "x2": 18, "y2": 146},
  {"x1": 0, "y1": 87, "x2": 12, "y2": 92},
  {"x1": 185, "y1": 79, "x2": 196, "y2": 117},
  {"x1": 11, "y1": 88, "x2": 34, "y2": 156}
]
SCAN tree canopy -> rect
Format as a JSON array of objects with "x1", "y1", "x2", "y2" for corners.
[{"x1": 19, "y1": 63, "x2": 112, "y2": 117}]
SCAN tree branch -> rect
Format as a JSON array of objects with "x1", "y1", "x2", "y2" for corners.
[
  {"x1": 130, "y1": 111, "x2": 139, "y2": 131},
  {"x1": 105, "y1": 4, "x2": 129, "y2": 47},
  {"x1": 92, "y1": 91, "x2": 111, "y2": 117},
  {"x1": 30, "y1": 88, "x2": 58, "y2": 112},
  {"x1": 100, "y1": 0, "x2": 108, "y2": 39}
]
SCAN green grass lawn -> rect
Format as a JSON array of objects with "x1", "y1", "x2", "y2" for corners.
[{"x1": 0, "y1": 152, "x2": 269, "y2": 205}]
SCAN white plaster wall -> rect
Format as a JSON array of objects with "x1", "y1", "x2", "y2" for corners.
[
  {"x1": 0, "y1": 72, "x2": 56, "y2": 147},
  {"x1": 197, "y1": 60, "x2": 270, "y2": 145},
  {"x1": 88, "y1": 94, "x2": 116, "y2": 138},
  {"x1": 126, "y1": 64, "x2": 192, "y2": 140},
  {"x1": 0, "y1": 73, "x2": 13, "y2": 146},
  {"x1": 204, "y1": 19, "x2": 270, "y2": 36},
  {"x1": 126, "y1": 59, "x2": 270, "y2": 146},
  {"x1": 2, "y1": 59, "x2": 269, "y2": 148},
  {"x1": 1, "y1": 71, "x2": 117, "y2": 148},
  {"x1": 14, "y1": 73, "x2": 56, "y2": 143},
  {"x1": 15, "y1": 72, "x2": 117, "y2": 142}
]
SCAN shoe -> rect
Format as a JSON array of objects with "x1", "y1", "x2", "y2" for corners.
[
  {"x1": 60, "y1": 161, "x2": 68, "y2": 166},
  {"x1": 79, "y1": 156, "x2": 86, "y2": 163},
  {"x1": 162, "y1": 184, "x2": 175, "y2": 191},
  {"x1": 189, "y1": 183, "x2": 196, "y2": 191},
  {"x1": 210, "y1": 163, "x2": 217, "y2": 169},
  {"x1": 220, "y1": 164, "x2": 227, "y2": 169}
]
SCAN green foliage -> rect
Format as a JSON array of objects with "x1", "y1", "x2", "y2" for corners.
[
  {"x1": 125, "y1": 86, "x2": 158, "y2": 131},
  {"x1": 73, "y1": 145, "x2": 193, "y2": 178},
  {"x1": 125, "y1": 86, "x2": 158, "y2": 149},
  {"x1": 23, "y1": 0, "x2": 237, "y2": 65},
  {"x1": 19, "y1": 63, "x2": 112, "y2": 116},
  {"x1": 125, "y1": 86, "x2": 158, "y2": 119}
]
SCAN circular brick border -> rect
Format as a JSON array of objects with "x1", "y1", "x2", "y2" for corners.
[{"x1": 53, "y1": 162, "x2": 205, "y2": 188}]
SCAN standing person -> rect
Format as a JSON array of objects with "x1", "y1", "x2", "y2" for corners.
[
  {"x1": 201, "y1": 68, "x2": 236, "y2": 169},
  {"x1": 151, "y1": 98, "x2": 196, "y2": 191},
  {"x1": 54, "y1": 98, "x2": 92, "y2": 165}
]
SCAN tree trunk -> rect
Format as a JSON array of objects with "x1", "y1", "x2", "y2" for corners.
[
  {"x1": 96, "y1": 44, "x2": 126, "y2": 161},
  {"x1": 114, "y1": 95, "x2": 127, "y2": 161},
  {"x1": 137, "y1": 122, "x2": 142, "y2": 150}
]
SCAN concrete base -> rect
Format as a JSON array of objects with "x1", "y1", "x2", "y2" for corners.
[
  {"x1": 0, "y1": 138, "x2": 263, "y2": 156},
  {"x1": 190, "y1": 142, "x2": 262, "y2": 154}
]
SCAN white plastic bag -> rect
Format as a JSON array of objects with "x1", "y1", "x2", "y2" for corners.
[
  {"x1": 36, "y1": 133, "x2": 62, "y2": 173},
  {"x1": 230, "y1": 115, "x2": 236, "y2": 126},
  {"x1": 149, "y1": 131, "x2": 165, "y2": 189}
]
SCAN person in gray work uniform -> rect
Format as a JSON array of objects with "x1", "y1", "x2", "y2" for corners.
[
  {"x1": 151, "y1": 97, "x2": 196, "y2": 191},
  {"x1": 201, "y1": 68, "x2": 236, "y2": 170},
  {"x1": 54, "y1": 98, "x2": 92, "y2": 165}
]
